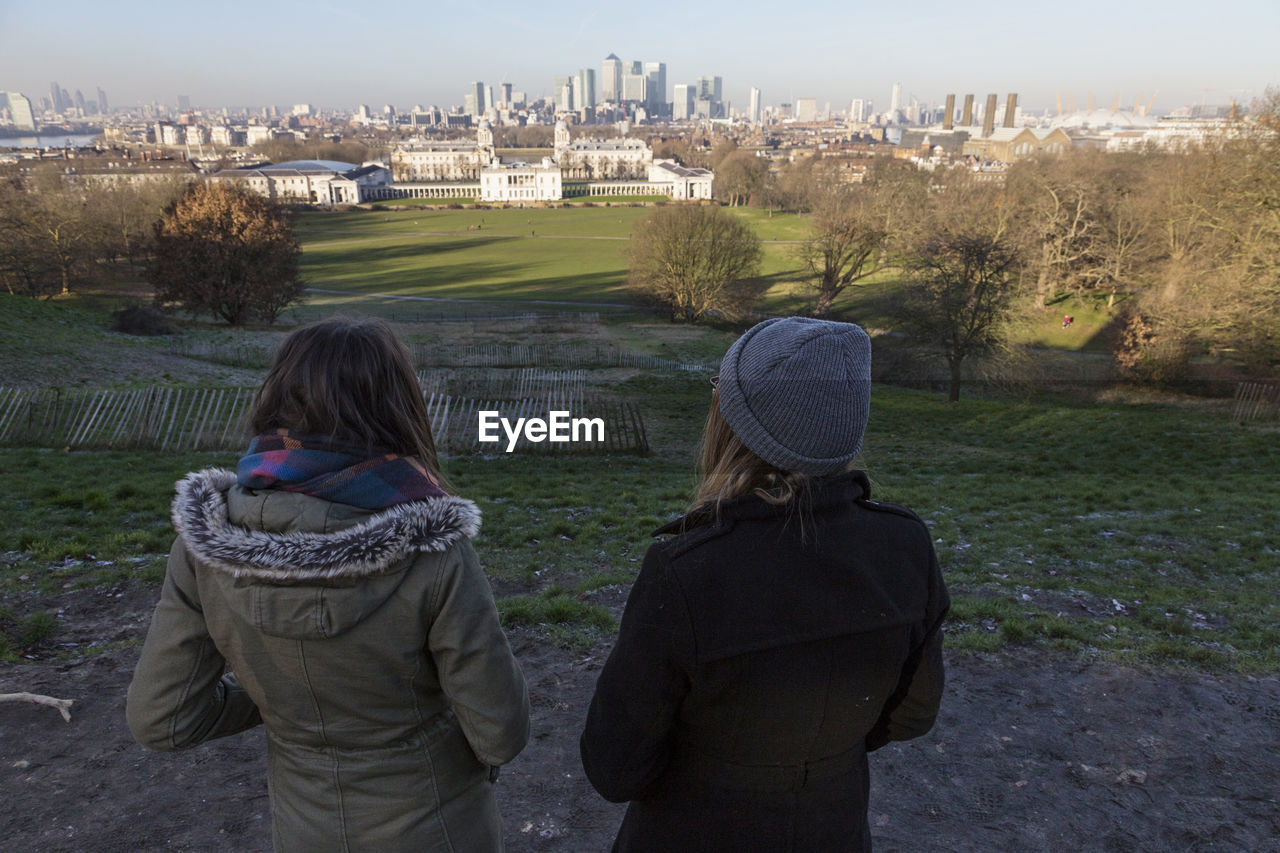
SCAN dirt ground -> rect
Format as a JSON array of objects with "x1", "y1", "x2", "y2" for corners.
[{"x1": 3, "y1": 580, "x2": 1278, "y2": 853}]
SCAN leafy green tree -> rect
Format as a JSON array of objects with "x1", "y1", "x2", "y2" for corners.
[{"x1": 149, "y1": 182, "x2": 304, "y2": 325}]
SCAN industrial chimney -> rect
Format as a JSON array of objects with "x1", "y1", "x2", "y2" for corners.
[
  {"x1": 1003, "y1": 93, "x2": 1018, "y2": 128},
  {"x1": 983, "y1": 94, "x2": 998, "y2": 137},
  {"x1": 961, "y1": 94, "x2": 974, "y2": 126},
  {"x1": 943, "y1": 94, "x2": 955, "y2": 130}
]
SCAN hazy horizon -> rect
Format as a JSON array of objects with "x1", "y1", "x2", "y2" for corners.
[{"x1": 2, "y1": 0, "x2": 1275, "y2": 116}]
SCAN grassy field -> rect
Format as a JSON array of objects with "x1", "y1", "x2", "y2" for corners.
[
  {"x1": 2, "y1": 345, "x2": 1276, "y2": 670},
  {"x1": 295, "y1": 206, "x2": 813, "y2": 315},
  {"x1": 371, "y1": 196, "x2": 476, "y2": 207},
  {"x1": 4, "y1": 207, "x2": 1274, "y2": 671},
  {"x1": 294, "y1": 206, "x2": 1127, "y2": 349}
]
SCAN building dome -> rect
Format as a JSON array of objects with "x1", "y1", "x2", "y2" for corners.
[
  {"x1": 263, "y1": 160, "x2": 358, "y2": 172},
  {"x1": 1050, "y1": 109, "x2": 1159, "y2": 131}
]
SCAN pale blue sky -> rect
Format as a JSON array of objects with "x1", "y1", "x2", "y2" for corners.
[{"x1": 2, "y1": 0, "x2": 1276, "y2": 114}]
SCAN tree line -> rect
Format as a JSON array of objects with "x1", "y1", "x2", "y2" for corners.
[
  {"x1": 632, "y1": 91, "x2": 1278, "y2": 395},
  {"x1": 0, "y1": 163, "x2": 303, "y2": 327},
  {"x1": 0, "y1": 165, "x2": 189, "y2": 299}
]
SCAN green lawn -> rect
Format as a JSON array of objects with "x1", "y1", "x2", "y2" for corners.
[
  {"x1": 370, "y1": 196, "x2": 476, "y2": 207},
  {"x1": 3, "y1": 369, "x2": 1276, "y2": 671},
  {"x1": 7, "y1": 208, "x2": 1272, "y2": 669},
  {"x1": 296, "y1": 207, "x2": 814, "y2": 314},
  {"x1": 297, "y1": 207, "x2": 1132, "y2": 347}
]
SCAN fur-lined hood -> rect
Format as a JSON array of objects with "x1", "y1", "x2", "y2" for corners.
[{"x1": 172, "y1": 469, "x2": 481, "y2": 584}]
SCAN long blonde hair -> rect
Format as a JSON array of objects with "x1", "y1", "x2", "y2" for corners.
[{"x1": 692, "y1": 391, "x2": 810, "y2": 515}]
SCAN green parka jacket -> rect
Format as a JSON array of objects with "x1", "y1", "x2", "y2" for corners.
[{"x1": 126, "y1": 469, "x2": 530, "y2": 853}]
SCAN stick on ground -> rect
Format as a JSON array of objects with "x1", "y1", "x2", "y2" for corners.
[{"x1": 0, "y1": 692, "x2": 74, "y2": 722}]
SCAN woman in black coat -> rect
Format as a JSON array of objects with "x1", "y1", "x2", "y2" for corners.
[{"x1": 581, "y1": 317, "x2": 949, "y2": 852}]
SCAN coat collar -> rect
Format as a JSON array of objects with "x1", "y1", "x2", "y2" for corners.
[
  {"x1": 171, "y1": 469, "x2": 481, "y2": 583},
  {"x1": 653, "y1": 470, "x2": 871, "y2": 537}
]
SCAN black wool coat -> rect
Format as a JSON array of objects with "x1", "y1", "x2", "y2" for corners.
[{"x1": 580, "y1": 471, "x2": 949, "y2": 853}]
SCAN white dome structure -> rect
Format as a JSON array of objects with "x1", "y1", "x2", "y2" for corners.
[{"x1": 1050, "y1": 109, "x2": 1160, "y2": 131}]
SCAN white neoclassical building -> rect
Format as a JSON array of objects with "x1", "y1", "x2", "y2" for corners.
[
  {"x1": 647, "y1": 160, "x2": 713, "y2": 199},
  {"x1": 360, "y1": 120, "x2": 712, "y2": 204},
  {"x1": 212, "y1": 160, "x2": 392, "y2": 205},
  {"x1": 552, "y1": 120, "x2": 652, "y2": 179},
  {"x1": 391, "y1": 121, "x2": 495, "y2": 181},
  {"x1": 479, "y1": 158, "x2": 563, "y2": 202}
]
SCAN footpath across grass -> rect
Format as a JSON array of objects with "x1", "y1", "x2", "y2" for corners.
[{"x1": 1, "y1": 377, "x2": 1275, "y2": 671}]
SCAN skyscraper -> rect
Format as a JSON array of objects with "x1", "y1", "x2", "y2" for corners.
[
  {"x1": 555, "y1": 75, "x2": 573, "y2": 111},
  {"x1": 644, "y1": 61, "x2": 666, "y2": 115},
  {"x1": 622, "y1": 71, "x2": 646, "y2": 104},
  {"x1": 578, "y1": 68, "x2": 597, "y2": 109},
  {"x1": 602, "y1": 54, "x2": 622, "y2": 102},
  {"x1": 696, "y1": 76, "x2": 724, "y2": 118},
  {"x1": 5, "y1": 92, "x2": 36, "y2": 131},
  {"x1": 889, "y1": 83, "x2": 902, "y2": 122},
  {"x1": 97, "y1": 87, "x2": 109, "y2": 114},
  {"x1": 748, "y1": 87, "x2": 761, "y2": 124},
  {"x1": 49, "y1": 82, "x2": 64, "y2": 113},
  {"x1": 849, "y1": 98, "x2": 867, "y2": 123},
  {"x1": 467, "y1": 81, "x2": 485, "y2": 116},
  {"x1": 673, "y1": 84, "x2": 694, "y2": 121}
]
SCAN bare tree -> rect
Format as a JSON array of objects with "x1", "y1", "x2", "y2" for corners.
[
  {"x1": 626, "y1": 204, "x2": 763, "y2": 322},
  {"x1": 1081, "y1": 154, "x2": 1157, "y2": 309},
  {"x1": 898, "y1": 232, "x2": 1021, "y2": 402},
  {"x1": 1009, "y1": 157, "x2": 1096, "y2": 311},
  {"x1": 714, "y1": 150, "x2": 767, "y2": 207},
  {"x1": 149, "y1": 182, "x2": 304, "y2": 325},
  {"x1": 0, "y1": 174, "x2": 97, "y2": 298},
  {"x1": 797, "y1": 184, "x2": 889, "y2": 317},
  {"x1": 251, "y1": 137, "x2": 369, "y2": 165}
]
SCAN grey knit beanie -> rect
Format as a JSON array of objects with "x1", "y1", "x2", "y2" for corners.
[{"x1": 717, "y1": 317, "x2": 871, "y2": 476}]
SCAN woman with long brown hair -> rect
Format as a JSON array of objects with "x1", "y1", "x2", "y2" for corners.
[
  {"x1": 127, "y1": 317, "x2": 529, "y2": 852},
  {"x1": 581, "y1": 316, "x2": 949, "y2": 852}
]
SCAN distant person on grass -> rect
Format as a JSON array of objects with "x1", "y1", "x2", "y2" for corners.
[
  {"x1": 127, "y1": 317, "x2": 529, "y2": 853},
  {"x1": 581, "y1": 317, "x2": 949, "y2": 852}
]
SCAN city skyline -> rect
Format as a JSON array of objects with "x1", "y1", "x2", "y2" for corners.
[{"x1": 2, "y1": 0, "x2": 1275, "y2": 115}]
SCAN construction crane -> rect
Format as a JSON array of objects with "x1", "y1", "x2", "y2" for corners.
[
  {"x1": 1110, "y1": 93, "x2": 1121, "y2": 115},
  {"x1": 1143, "y1": 91, "x2": 1158, "y2": 116}
]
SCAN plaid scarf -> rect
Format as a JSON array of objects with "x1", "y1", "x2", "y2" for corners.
[{"x1": 237, "y1": 430, "x2": 446, "y2": 510}]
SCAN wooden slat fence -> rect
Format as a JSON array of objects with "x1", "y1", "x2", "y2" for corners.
[
  {"x1": 388, "y1": 310, "x2": 607, "y2": 325},
  {"x1": 414, "y1": 368, "x2": 587, "y2": 403},
  {"x1": 0, "y1": 387, "x2": 647, "y2": 455},
  {"x1": 412, "y1": 341, "x2": 712, "y2": 371},
  {"x1": 170, "y1": 337, "x2": 710, "y2": 374},
  {"x1": 0, "y1": 387, "x2": 256, "y2": 451},
  {"x1": 1231, "y1": 381, "x2": 1280, "y2": 424}
]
